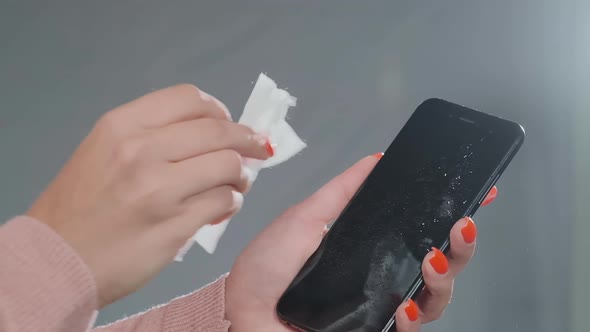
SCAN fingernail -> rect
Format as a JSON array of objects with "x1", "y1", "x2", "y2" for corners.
[
  {"x1": 404, "y1": 299, "x2": 419, "y2": 322},
  {"x1": 210, "y1": 217, "x2": 228, "y2": 225},
  {"x1": 481, "y1": 186, "x2": 498, "y2": 206},
  {"x1": 429, "y1": 247, "x2": 449, "y2": 274},
  {"x1": 265, "y1": 138, "x2": 275, "y2": 157},
  {"x1": 373, "y1": 152, "x2": 384, "y2": 160},
  {"x1": 461, "y1": 217, "x2": 477, "y2": 244}
]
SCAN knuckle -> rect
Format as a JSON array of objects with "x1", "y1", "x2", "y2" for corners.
[
  {"x1": 133, "y1": 168, "x2": 158, "y2": 195},
  {"x1": 204, "y1": 119, "x2": 230, "y2": 141},
  {"x1": 116, "y1": 167, "x2": 169, "y2": 217},
  {"x1": 96, "y1": 110, "x2": 125, "y2": 136},
  {"x1": 172, "y1": 83, "x2": 213, "y2": 108},
  {"x1": 212, "y1": 98, "x2": 231, "y2": 120},
  {"x1": 172, "y1": 84, "x2": 228, "y2": 119},
  {"x1": 426, "y1": 276, "x2": 451, "y2": 294},
  {"x1": 431, "y1": 308, "x2": 446, "y2": 321},
  {"x1": 98, "y1": 109, "x2": 120, "y2": 126},
  {"x1": 172, "y1": 83, "x2": 202, "y2": 98},
  {"x1": 144, "y1": 178, "x2": 166, "y2": 199},
  {"x1": 240, "y1": 124, "x2": 256, "y2": 136},
  {"x1": 219, "y1": 149, "x2": 243, "y2": 174},
  {"x1": 135, "y1": 173, "x2": 172, "y2": 215},
  {"x1": 113, "y1": 138, "x2": 145, "y2": 165}
]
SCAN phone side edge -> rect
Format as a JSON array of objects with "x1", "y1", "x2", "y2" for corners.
[{"x1": 382, "y1": 120, "x2": 525, "y2": 332}]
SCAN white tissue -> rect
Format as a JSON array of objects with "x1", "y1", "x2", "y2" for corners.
[{"x1": 174, "y1": 73, "x2": 306, "y2": 261}]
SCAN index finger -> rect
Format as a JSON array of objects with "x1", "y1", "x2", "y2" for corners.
[{"x1": 114, "y1": 84, "x2": 231, "y2": 128}]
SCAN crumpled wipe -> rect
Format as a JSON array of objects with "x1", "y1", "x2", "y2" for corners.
[{"x1": 175, "y1": 73, "x2": 306, "y2": 261}]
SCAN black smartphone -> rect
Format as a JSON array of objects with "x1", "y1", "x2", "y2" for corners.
[{"x1": 276, "y1": 98, "x2": 525, "y2": 332}]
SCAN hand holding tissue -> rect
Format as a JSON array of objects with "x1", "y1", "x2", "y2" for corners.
[{"x1": 175, "y1": 73, "x2": 306, "y2": 261}]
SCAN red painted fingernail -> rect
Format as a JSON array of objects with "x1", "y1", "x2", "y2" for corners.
[
  {"x1": 429, "y1": 247, "x2": 449, "y2": 274},
  {"x1": 404, "y1": 299, "x2": 419, "y2": 322},
  {"x1": 481, "y1": 186, "x2": 498, "y2": 206},
  {"x1": 209, "y1": 217, "x2": 226, "y2": 225},
  {"x1": 373, "y1": 152, "x2": 384, "y2": 160},
  {"x1": 265, "y1": 138, "x2": 275, "y2": 157},
  {"x1": 461, "y1": 217, "x2": 477, "y2": 244}
]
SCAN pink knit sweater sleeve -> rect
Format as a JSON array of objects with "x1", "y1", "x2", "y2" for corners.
[
  {"x1": 0, "y1": 216, "x2": 231, "y2": 332},
  {"x1": 94, "y1": 276, "x2": 230, "y2": 332}
]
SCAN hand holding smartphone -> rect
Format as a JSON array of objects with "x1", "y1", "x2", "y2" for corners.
[{"x1": 277, "y1": 98, "x2": 525, "y2": 332}]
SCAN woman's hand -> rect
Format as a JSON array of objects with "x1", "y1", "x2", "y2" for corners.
[
  {"x1": 225, "y1": 154, "x2": 498, "y2": 332},
  {"x1": 28, "y1": 85, "x2": 273, "y2": 307}
]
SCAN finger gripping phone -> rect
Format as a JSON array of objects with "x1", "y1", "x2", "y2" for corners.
[{"x1": 276, "y1": 98, "x2": 525, "y2": 332}]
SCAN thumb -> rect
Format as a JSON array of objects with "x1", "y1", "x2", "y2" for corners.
[
  {"x1": 285, "y1": 153, "x2": 381, "y2": 229},
  {"x1": 236, "y1": 154, "x2": 381, "y2": 288},
  {"x1": 268, "y1": 154, "x2": 380, "y2": 263}
]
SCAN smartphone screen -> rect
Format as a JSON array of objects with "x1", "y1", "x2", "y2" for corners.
[{"x1": 277, "y1": 98, "x2": 525, "y2": 332}]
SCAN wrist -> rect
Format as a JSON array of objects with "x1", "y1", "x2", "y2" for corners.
[{"x1": 0, "y1": 216, "x2": 99, "y2": 330}]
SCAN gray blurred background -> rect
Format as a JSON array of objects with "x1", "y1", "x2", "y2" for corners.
[{"x1": 1, "y1": 1, "x2": 589, "y2": 331}]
